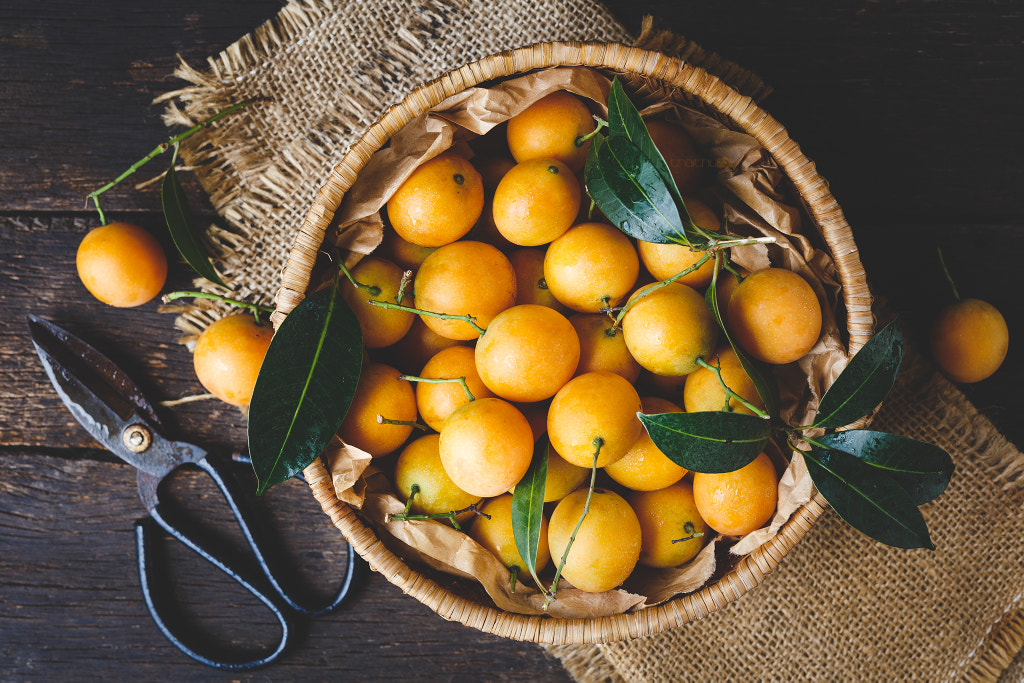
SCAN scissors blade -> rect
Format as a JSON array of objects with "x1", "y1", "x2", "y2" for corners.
[{"x1": 27, "y1": 315, "x2": 205, "y2": 478}]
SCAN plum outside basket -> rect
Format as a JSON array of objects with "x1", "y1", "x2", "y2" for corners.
[{"x1": 271, "y1": 41, "x2": 874, "y2": 645}]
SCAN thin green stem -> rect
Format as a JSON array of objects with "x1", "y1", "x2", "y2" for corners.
[
  {"x1": 403, "y1": 484, "x2": 420, "y2": 516},
  {"x1": 336, "y1": 259, "x2": 382, "y2": 298},
  {"x1": 86, "y1": 99, "x2": 264, "y2": 225},
  {"x1": 611, "y1": 250, "x2": 716, "y2": 327},
  {"x1": 399, "y1": 374, "x2": 475, "y2": 402},
  {"x1": 544, "y1": 437, "x2": 603, "y2": 608},
  {"x1": 162, "y1": 290, "x2": 274, "y2": 325},
  {"x1": 509, "y1": 565, "x2": 520, "y2": 594},
  {"x1": 385, "y1": 501, "x2": 490, "y2": 531},
  {"x1": 368, "y1": 299, "x2": 486, "y2": 336},
  {"x1": 575, "y1": 117, "x2": 608, "y2": 147},
  {"x1": 396, "y1": 269, "x2": 413, "y2": 304},
  {"x1": 671, "y1": 522, "x2": 705, "y2": 544},
  {"x1": 376, "y1": 415, "x2": 429, "y2": 431},
  {"x1": 936, "y1": 246, "x2": 961, "y2": 302},
  {"x1": 610, "y1": 232, "x2": 770, "y2": 327},
  {"x1": 721, "y1": 258, "x2": 745, "y2": 284},
  {"x1": 695, "y1": 357, "x2": 770, "y2": 419}
]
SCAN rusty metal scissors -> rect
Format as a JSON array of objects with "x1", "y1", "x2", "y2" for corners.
[{"x1": 27, "y1": 314, "x2": 360, "y2": 670}]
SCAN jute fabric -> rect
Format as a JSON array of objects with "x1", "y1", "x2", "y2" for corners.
[{"x1": 160, "y1": 0, "x2": 1024, "y2": 679}]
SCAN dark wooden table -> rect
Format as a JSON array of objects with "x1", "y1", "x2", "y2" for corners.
[{"x1": 2, "y1": 1, "x2": 1020, "y2": 679}]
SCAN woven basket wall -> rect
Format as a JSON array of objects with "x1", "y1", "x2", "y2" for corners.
[{"x1": 273, "y1": 41, "x2": 873, "y2": 644}]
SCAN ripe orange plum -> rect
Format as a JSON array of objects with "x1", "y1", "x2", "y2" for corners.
[
  {"x1": 546, "y1": 371, "x2": 643, "y2": 468},
  {"x1": 547, "y1": 488, "x2": 641, "y2": 593},
  {"x1": 76, "y1": 222, "x2": 167, "y2": 308},
  {"x1": 394, "y1": 434, "x2": 481, "y2": 523},
  {"x1": 621, "y1": 281, "x2": 718, "y2": 376},
  {"x1": 569, "y1": 313, "x2": 641, "y2": 383},
  {"x1": 645, "y1": 119, "x2": 704, "y2": 195},
  {"x1": 509, "y1": 248, "x2": 569, "y2": 315},
  {"x1": 474, "y1": 304, "x2": 580, "y2": 403},
  {"x1": 492, "y1": 158, "x2": 580, "y2": 246},
  {"x1": 629, "y1": 481, "x2": 710, "y2": 568},
  {"x1": 726, "y1": 268, "x2": 822, "y2": 365},
  {"x1": 386, "y1": 150, "x2": 484, "y2": 247},
  {"x1": 339, "y1": 363, "x2": 417, "y2": 457},
  {"x1": 543, "y1": 222, "x2": 639, "y2": 313},
  {"x1": 683, "y1": 346, "x2": 765, "y2": 415},
  {"x1": 193, "y1": 314, "x2": 273, "y2": 407},
  {"x1": 929, "y1": 298, "x2": 1009, "y2": 383},
  {"x1": 413, "y1": 240, "x2": 517, "y2": 340},
  {"x1": 438, "y1": 398, "x2": 534, "y2": 498},
  {"x1": 603, "y1": 396, "x2": 687, "y2": 491},
  {"x1": 693, "y1": 452, "x2": 778, "y2": 536},
  {"x1": 506, "y1": 90, "x2": 596, "y2": 172},
  {"x1": 340, "y1": 255, "x2": 415, "y2": 348}
]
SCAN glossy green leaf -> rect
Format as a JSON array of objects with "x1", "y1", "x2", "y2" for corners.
[
  {"x1": 803, "y1": 446, "x2": 934, "y2": 549},
  {"x1": 639, "y1": 411, "x2": 771, "y2": 473},
  {"x1": 705, "y1": 262, "x2": 781, "y2": 419},
  {"x1": 814, "y1": 430, "x2": 954, "y2": 505},
  {"x1": 511, "y1": 439, "x2": 549, "y2": 590},
  {"x1": 247, "y1": 280, "x2": 363, "y2": 494},
  {"x1": 584, "y1": 134, "x2": 690, "y2": 245},
  {"x1": 812, "y1": 318, "x2": 903, "y2": 429},
  {"x1": 607, "y1": 78, "x2": 684, "y2": 206},
  {"x1": 160, "y1": 155, "x2": 228, "y2": 288}
]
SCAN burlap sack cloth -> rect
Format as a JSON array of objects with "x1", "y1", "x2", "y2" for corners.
[{"x1": 159, "y1": 1, "x2": 1024, "y2": 679}]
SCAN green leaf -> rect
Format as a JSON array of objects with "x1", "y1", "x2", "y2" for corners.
[
  {"x1": 160, "y1": 155, "x2": 228, "y2": 288},
  {"x1": 606, "y1": 78, "x2": 684, "y2": 207},
  {"x1": 812, "y1": 318, "x2": 903, "y2": 429},
  {"x1": 705, "y1": 261, "x2": 781, "y2": 419},
  {"x1": 803, "y1": 446, "x2": 934, "y2": 549},
  {"x1": 639, "y1": 411, "x2": 771, "y2": 473},
  {"x1": 247, "y1": 279, "x2": 363, "y2": 494},
  {"x1": 584, "y1": 134, "x2": 690, "y2": 245},
  {"x1": 511, "y1": 439, "x2": 549, "y2": 590},
  {"x1": 814, "y1": 430, "x2": 954, "y2": 505}
]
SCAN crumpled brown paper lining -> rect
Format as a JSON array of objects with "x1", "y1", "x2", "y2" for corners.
[{"x1": 320, "y1": 66, "x2": 850, "y2": 617}]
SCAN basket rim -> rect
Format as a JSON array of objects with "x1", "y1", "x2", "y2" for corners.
[{"x1": 277, "y1": 40, "x2": 872, "y2": 645}]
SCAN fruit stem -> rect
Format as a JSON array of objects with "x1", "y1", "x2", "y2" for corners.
[
  {"x1": 336, "y1": 259, "x2": 382, "y2": 297},
  {"x1": 610, "y1": 251, "x2": 715, "y2": 327},
  {"x1": 936, "y1": 246, "x2": 961, "y2": 302},
  {"x1": 544, "y1": 437, "x2": 603, "y2": 608},
  {"x1": 85, "y1": 99, "x2": 266, "y2": 225},
  {"x1": 671, "y1": 521, "x2": 704, "y2": 544},
  {"x1": 162, "y1": 290, "x2": 275, "y2": 325},
  {"x1": 575, "y1": 117, "x2": 608, "y2": 147},
  {"x1": 403, "y1": 484, "x2": 420, "y2": 516},
  {"x1": 399, "y1": 374, "x2": 475, "y2": 402},
  {"x1": 610, "y1": 234, "x2": 773, "y2": 329},
  {"x1": 385, "y1": 501, "x2": 490, "y2": 531},
  {"x1": 721, "y1": 258, "x2": 745, "y2": 284},
  {"x1": 396, "y1": 269, "x2": 413, "y2": 304},
  {"x1": 368, "y1": 300, "x2": 486, "y2": 336},
  {"x1": 509, "y1": 565, "x2": 520, "y2": 594},
  {"x1": 695, "y1": 357, "x2": 769, "y2": 419},
  {"x1": 376, "y1": 415, "x2": 429, "y2": 431}
]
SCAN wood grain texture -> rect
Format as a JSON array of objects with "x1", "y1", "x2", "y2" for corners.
[{"x1": 0, "y1": 453, "x2": 570, "y2": 680}]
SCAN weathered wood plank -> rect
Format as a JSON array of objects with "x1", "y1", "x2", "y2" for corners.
[
  {"x1": 0, "y1": 452, "x2": 570, "y2": 680},
  {"x1": 0, "y1": 214, "x2": 250, "y2": 450}
]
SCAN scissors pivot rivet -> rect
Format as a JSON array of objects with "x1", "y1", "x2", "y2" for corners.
[{"x1": 122, "y1": 424, "x2": 152, "y2": 453}]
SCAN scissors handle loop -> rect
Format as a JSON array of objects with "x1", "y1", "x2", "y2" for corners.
[{"x1": 134, "y1": 455, "x2": 360, "y2": 669}]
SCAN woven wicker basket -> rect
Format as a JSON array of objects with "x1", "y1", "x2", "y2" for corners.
[{"x1": 273, "y1": 41, "x2": 872, "y2": 644}]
